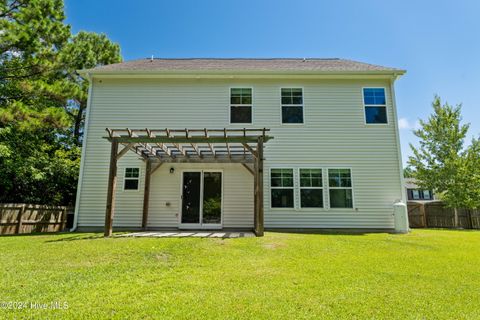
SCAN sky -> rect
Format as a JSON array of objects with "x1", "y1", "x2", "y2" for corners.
[{"x1": 64, "y1": 0, "x2": 480, "y2": 164}]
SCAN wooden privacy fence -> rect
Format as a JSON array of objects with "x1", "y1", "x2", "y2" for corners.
[
  {"x1": 0, "y1": 204, "x2": 71, "y2": 235},
  {"x1": 408, "y1": 201, "x2": 480, "y2": 229}
]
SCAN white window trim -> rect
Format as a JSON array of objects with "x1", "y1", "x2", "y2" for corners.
[
  {"x1": 269, "y1": 168, "x2": 295, "y2": 209},
  {"x1": 362, "y1": 87, "x2": 389, "y2": 125},
  {"x1": 298, "y1": 168, "x2": 324, "y2": 209},
  {"x1": 280, "y1": 87, "x2": 305, "y2": 125},
  {"x1": 229, "y1": 87, "x2": 253, "y2": 125},
  {"x1": 123, "y1": 167, "x2": 141, "y2": 191},
  {"x1": 327, "y1": 167, "x2": 355, "y2": 210}
]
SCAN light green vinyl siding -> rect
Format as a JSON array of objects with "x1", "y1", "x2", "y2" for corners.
[{"x1": 76, "y1": 78, "x2": 402, "y2": 229}]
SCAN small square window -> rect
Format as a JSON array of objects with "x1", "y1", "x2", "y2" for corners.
[{"x1": 124, "y1": 168, "x2": 140, "y2": 190}]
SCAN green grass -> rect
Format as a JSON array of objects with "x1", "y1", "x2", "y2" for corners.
[{"x1": 1, "y1": 230, "x2": 479, "y2": 319}]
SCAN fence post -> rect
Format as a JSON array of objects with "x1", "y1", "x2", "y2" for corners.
[
  {"x1": 420, "y1": 203, "x2": 427, "y2": 228},
  {"x1": 61, "y1": 207, "x2": 67, "y2": 231},
  {"x1": 16, "y1": 204, "x2": 26, "y2": 234}
]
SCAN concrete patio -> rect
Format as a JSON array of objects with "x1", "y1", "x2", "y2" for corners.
[{"x1": 117, "y1": 231, "x2": 255, "y2": 238}]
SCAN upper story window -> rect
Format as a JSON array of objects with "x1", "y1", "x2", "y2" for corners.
[
  {"x1": 230, "y1": 88, "x2": 252, "y2": 124},
  {"x1": 281, "y1": 88, "x2": 303, "y2": 124},
  {"x1": 328, "y1": 169, "x2": 353, "y2": 208},
  {"x1": 124, "y1": 168, "x2": 140, "y2": 190},
  {"x1": 363, "y1": 88, "x2": 387, "y2": 124},
  {"x1": 270, "y1": 168, "x2": 294, "y2": 208}
]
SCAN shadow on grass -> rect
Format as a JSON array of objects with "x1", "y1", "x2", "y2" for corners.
[{"x1": 43, "y1": 233, "x2": 106, "y2": 242}]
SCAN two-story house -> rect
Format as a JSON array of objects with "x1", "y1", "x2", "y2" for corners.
[{"x1": 74, "y1": 58, "x2": 407, "y2": 236}]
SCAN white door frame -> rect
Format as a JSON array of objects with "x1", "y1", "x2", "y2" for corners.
[{"x1": 179, "y1": 169, "x2": 223, "y2": 229}]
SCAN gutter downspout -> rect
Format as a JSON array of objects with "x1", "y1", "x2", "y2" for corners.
[{"x1": 70, "y1": 73, "x2": 93, "y2": 232}]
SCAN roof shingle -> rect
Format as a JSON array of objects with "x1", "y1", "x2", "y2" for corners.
[{"x1": 86, "y1": 58, "x2": 405, "y2": 74}]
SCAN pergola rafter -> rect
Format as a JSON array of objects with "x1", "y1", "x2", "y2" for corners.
[{"x1": 103, "y1": 127, "x2": 272, "y2": 238}]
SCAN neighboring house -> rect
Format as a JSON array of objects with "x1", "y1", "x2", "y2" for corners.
[
  {"x1": 405, "y1": 178, "x2": 436, "y2": 201},
  {"x1": 74, "y1": 58, "x2": 407, "y2": 236}
]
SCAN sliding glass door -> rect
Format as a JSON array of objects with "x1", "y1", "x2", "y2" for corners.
[{"x1": 180, "y1": 171, "x2": 222, "y2": 228}]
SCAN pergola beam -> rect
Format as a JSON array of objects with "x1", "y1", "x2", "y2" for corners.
[
  {"x1": 104, "y1": 136, "x2": 268, "y2": 144},
  {"x1": 148, "y1": 157, "x2": 254, "y2": 164}
]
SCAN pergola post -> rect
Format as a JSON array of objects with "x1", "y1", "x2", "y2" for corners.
[
  {"x1": 104, "y1": 140, "x2": 119, "y2": 237},
  {"x1": 142, "y1": 159, "x2": 152, "y2": 230},
  {"x1": 254, "y1": 136, "x2": 264, "y2": 236}
]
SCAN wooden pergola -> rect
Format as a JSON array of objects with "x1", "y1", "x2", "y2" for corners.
[{"x1": 103, "y1": 128, "x2": 272, "y2": 237}]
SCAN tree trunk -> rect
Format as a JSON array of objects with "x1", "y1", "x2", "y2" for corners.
[{"x1": 73, "y1": 102, "x2": 86, "y2": 145}]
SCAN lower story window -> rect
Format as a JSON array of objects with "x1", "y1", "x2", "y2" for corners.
[
  {"x1": 124, "y1": 167, "x2": 140, "y2": 190},
  {"x1": 300, "y1": 169, "x2": 323, "y2": 208},
  {"x1": 271, "y1": 168, "x2": 294, "y2": 208},
  {"x1": 328, "y1": 169, "x2": 353, "y2": 208}
]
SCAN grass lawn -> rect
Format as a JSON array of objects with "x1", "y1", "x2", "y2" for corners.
[{"x1": 1, "y1": 230, "x2": 479, "y2": 319}]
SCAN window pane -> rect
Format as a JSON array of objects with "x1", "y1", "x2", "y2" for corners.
[
  {"x1": 283, "y1": 177, "x2": 293, "y2": 187},
  {"x1": 230, "y1": 96, "x2": 241, "y2": 104},
  {"x1": 301, "y1": 189, "x2": 323, "y2": 208},
  {"x1": 329, "y1": 189, "x2": 353, "y2": 208},
  {"x1": 124, "y1": 179, "x2": 139, "y2": 190},
  {"x1": 271, "y1": 169, "x2": 293, "y2": 187},
  {"x1": 282, "y1": 96, "x2": 293, "y2": 104},
  {"x1": 282, "y1": 106, "x2": 303, "y2": 123},
  {"x1": 412, "y1": 190, "x2": 420, "y2": 200},
  {"x1": 125, "y1": 168, "x2": 139, "y2": 178},
  {"x1": 423, "y1": 190, "x2": 431, "y2": 200},
  {"x1": 282, "y1": 88, "x2": 303, "y2": 105},
  {"x1": 271, "y1": 177, "x2": 282, "y2": 187},
  {"x1": 231, "y1": 88, "x2": 251, "y2": 105},
  {"x1": 363, "y1": 88, "x2": 386, "y2": 105},
  {"x1": 365, "y1": 106, "x2": 387, "y2": 124},
  {"x1": 271, "y1": 189, "x2": 294, "y2": 208},
  {"x1": 230, "y1": 106, "x2": 252, "y2": 123},
  {"x1": 292, "y1": 96, "x2": 303, "y2": 104},
  {"x1": 241, "y1": 96, "x2": 252, "y2": 104},
  {"x1": 231, "y1": 88, "x2": 242, "y2": 95},
  {"x1": 328, "y1": 169, "x2": 351, "y2": 187},
  {"x1": 300, "y1": 169, "x2": 322, "y2": 187},
  {"x1": 300, "y1": 177, "x2": 311, "y2": 187}
]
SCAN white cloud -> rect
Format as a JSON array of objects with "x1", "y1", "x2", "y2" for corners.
[
  {"x1": 399, "y1": 117, "x2": 410, "y2": 129},
  {"x1": 398, "y1": 117, "x2": 421, "y2": 130}
]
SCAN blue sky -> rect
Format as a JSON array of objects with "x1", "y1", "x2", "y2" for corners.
[{"x1": 65, "y1": 0, "x2": 480, "y2": 164}]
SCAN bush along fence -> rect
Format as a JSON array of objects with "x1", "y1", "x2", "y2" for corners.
[
  {"x1": 0, "y1": 204, "x2": 73, "y2": 235},
  {"x1": 407, "y1": 201, "x2": 480, "y2": 229}
]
